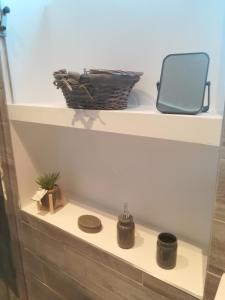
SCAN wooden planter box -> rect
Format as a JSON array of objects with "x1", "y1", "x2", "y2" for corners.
[{"x1": 37, "y1": 185, "x2": 64, "y2": 214}]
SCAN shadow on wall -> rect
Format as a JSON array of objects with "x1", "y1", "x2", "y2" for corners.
[{"x1": 72, "y1": 110, "x2": 106, "y2": 129}]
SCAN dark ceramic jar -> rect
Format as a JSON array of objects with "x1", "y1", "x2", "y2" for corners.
[
  {"x1": 117, "y1": 204, "x2": 135, "y2": 249},
  {"x1": 156, "y1": 232, "x2": 177, "y2": 269}
]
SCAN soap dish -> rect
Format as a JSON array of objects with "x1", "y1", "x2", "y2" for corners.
[{"x1": 78, "y1": 215, "x2": 102, "y2": 233}]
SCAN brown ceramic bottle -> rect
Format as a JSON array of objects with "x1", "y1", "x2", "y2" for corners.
[{"x1": 117, "y1": 203, "x2": 135, "y2": 249}]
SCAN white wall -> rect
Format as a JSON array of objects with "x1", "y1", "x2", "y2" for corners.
[
  {"x1": 3, "y1": 0, "x2": 225, "y2": 112},
  {"x1": 4, "y1": 0, "x2": 224, "y2": 249}
]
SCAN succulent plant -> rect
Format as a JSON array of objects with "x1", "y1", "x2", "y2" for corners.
[{"x1": 35, "y1": 172, "x2": 60, "y2": 190}]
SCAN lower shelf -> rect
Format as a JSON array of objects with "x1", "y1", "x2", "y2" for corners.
[{"x1": 22, "y1": 199, "x2": 207, "y2": 299}]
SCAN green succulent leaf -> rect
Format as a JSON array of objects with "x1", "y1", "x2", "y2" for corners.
[{"x1": 35, "y1": 171, "x2": 60, "y2": 190}]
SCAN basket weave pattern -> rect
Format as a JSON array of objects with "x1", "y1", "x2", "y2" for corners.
[{"x1": 53, "y1": 69, "x2": 143, "y2": 110}]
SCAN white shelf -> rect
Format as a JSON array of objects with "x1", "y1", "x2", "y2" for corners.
[
  {"x1": 22, "y1": 199, "x2": 207, "y2": 299},
  {"x1": 8, "y1": 103, "x2": 222, "y2": 146}
]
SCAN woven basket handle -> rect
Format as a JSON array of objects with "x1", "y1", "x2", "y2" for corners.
[
  {"x1": 53, "y1": 70, "x2": 94, "y2": 101},
  {"x1": 76, "y1": 83, "x2": 94, "y2": 101}
]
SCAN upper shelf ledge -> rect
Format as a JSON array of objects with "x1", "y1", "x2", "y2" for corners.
[{"x1": 7, "y1": 103, "x2": 222, "y2": 146}]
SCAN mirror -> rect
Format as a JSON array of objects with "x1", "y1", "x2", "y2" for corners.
[{"x1": 156, "y1": 52, "x2": 210, "y2": 114}]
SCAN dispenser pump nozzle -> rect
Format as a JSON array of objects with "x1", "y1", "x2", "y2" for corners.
[{"x1": 123, "y1": 202, "x2": 130, "y2": 219}]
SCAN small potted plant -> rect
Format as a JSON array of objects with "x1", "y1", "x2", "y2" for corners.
[{"x1": 35, "y1": 171, "x2": 63, "y2": 213}]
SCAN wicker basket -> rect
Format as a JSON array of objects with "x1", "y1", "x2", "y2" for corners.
[{"x1": 53, "y1": 69, "x2": 143, "y2": 110}]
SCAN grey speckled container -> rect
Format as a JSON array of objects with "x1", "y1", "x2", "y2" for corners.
[
  {"x1": 117, "y1": 203, "x2": 135, "y2": 249},
  {"x1": 117, "y1": 214, "x2": 135, "y2": 249}
]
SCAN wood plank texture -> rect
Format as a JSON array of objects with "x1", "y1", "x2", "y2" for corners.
[
  {"x1": 22, "y1": 248, "x2": 102, "y2": 300},
  {"x1": 0, "y1": 53, "x2": 26, "y2": 299},
  {"x1": 204, "y1": 117, "x2": 225, "y2": 298},
  {"x1": 208, "y1": 220, "x2": 225, "y2": 276},
  {"x1": 203, "y1": 272, "x2": 221, "y2": 300},
  {"x1": 20, "y1": 212, "x2": 201, "y2": 300},
  {"x1": 143, "y1": 272, "x2": 198, "y2": 300},
  {"x1": 27, "y1": 276, "x2": 63, "y2": 300},
  {"x1": 214, "y1": 158, "x2": 225, "y2": 222}
]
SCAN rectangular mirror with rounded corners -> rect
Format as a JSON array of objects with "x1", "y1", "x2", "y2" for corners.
[{"x1": 156, "y1": 52, "x2": 210, "y2": 114}]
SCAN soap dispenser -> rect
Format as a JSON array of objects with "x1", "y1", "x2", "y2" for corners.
[{"x1": 117, "y1": 203, "x2": 135, "y2": 249}]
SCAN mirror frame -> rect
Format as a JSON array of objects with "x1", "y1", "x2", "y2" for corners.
[{"x1": 156, "y1": 52, "x2": 210, "y2": 115}]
